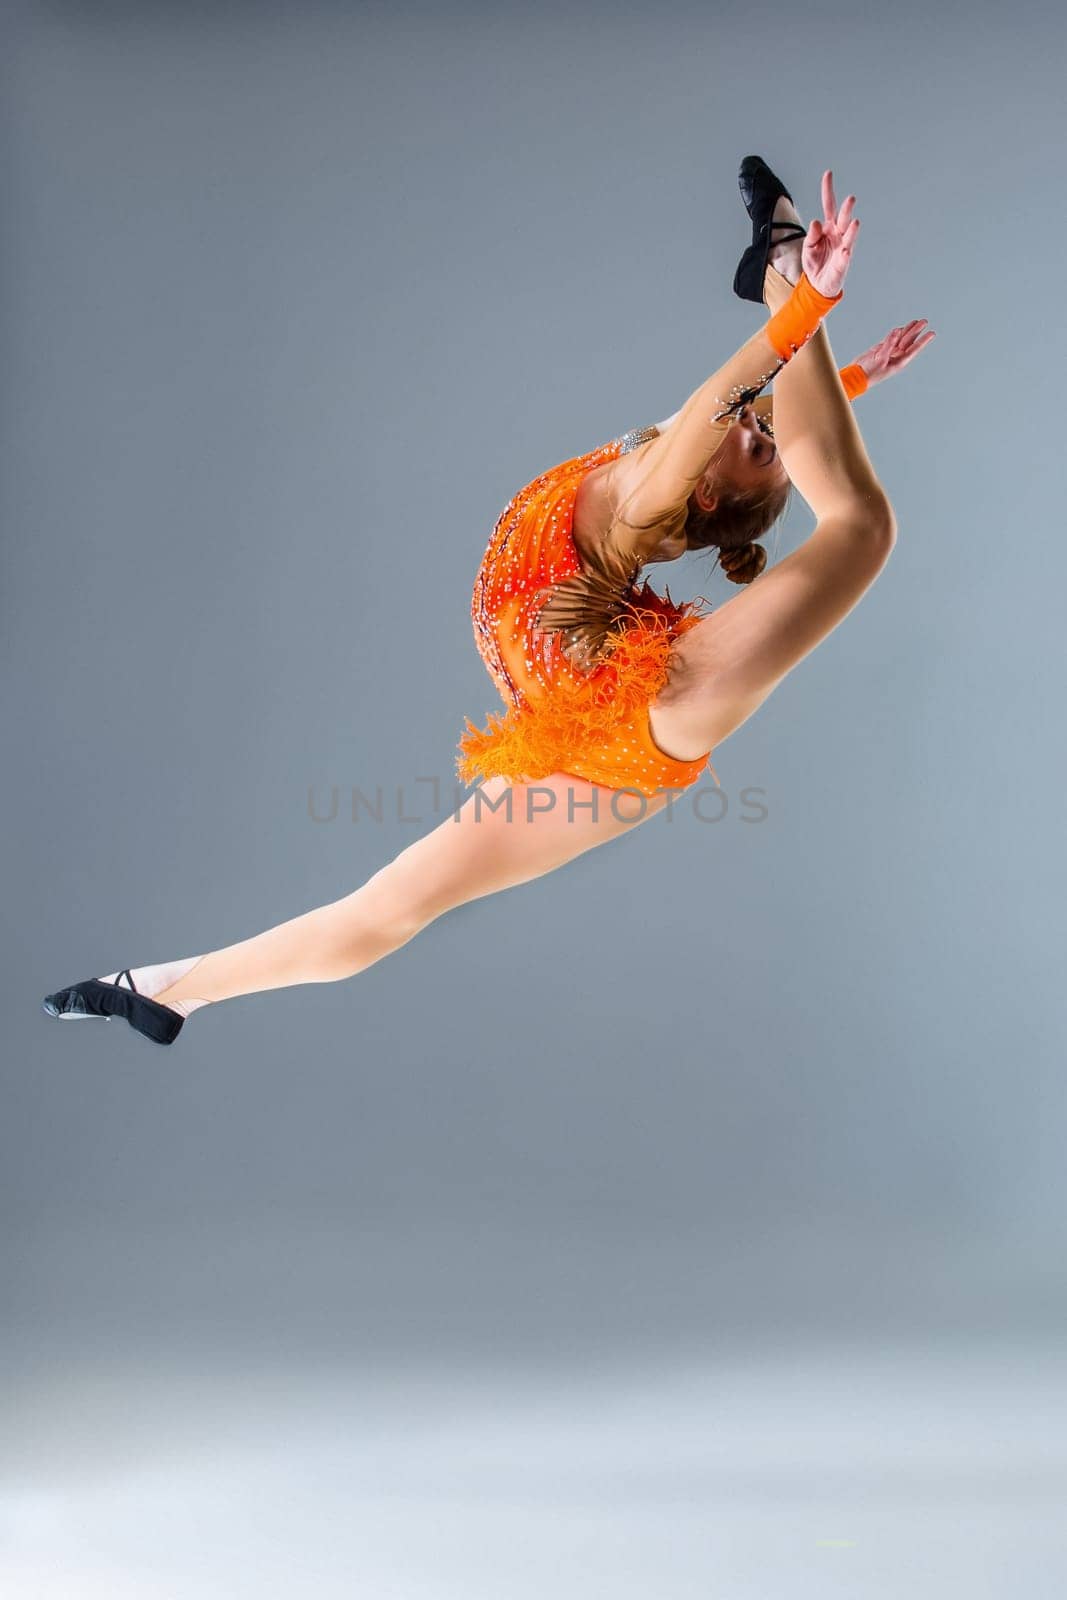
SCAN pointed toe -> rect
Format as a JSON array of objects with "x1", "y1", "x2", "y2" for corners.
[
  {"x1": 738, "y1": 155, "x2": 793, "y2": 218},
  {"x1": 738, "y1": 154, "x2": 764, "y2": 213},
  {"x1": 732, "y1": 155, "x2": 801, "y2": 303},
  {"x1": 41, "y1": 976, "x2": 182, "y2": 1043},
  {"x1": 42, "y1": 986, "x2": 110, "y2": 1021}
]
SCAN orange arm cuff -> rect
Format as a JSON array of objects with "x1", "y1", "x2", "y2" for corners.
[
  {"x1": 764, "y1": 273, "x2": 842, "y2": 361},
  {"x1": 839, "y1": 362, "x2": 869, "y2": 400}
]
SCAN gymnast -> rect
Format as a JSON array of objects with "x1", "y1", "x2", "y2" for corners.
[{"x1": 43, "y1": 158, "x2": 933, "y2": 1044}]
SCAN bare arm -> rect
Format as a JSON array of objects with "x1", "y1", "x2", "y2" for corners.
[
  {"x1": 679, "y1": 243, "x2": 901, "y2": 743},
  {"x1": 651, "y1": 175, "x2": 913, "y2": 749}
]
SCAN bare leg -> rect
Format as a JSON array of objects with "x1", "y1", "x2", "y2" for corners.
[{"x1": 146, "y1": 777, "x2": 668, "y2": 1013}]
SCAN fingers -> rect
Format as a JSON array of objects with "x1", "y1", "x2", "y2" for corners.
[
  {"x1": 900, "y1": 330, "x2": 936, "y2": 363},
  {"x1": 880, "y1": 320, "x2": 930, "y2": 346},
  {"x1": 873, "y1": 319, "x2": 937, "y2": 373},
  {"x1": 818, "y1": 169, "x2": 858, "y2": 234},
  {"x1": 895, "y1": 320, "x2": 935, "y2": 354}
]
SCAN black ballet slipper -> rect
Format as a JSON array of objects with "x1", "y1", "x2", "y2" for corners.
[
  {"x1": 42, "y1": 968, "x2": 184, "y2": 1046},
  {"x1": 732, "y1": 154, "x2": 807, "y2": 304}
]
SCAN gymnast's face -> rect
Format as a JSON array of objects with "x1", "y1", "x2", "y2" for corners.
[{"x1": 696, "y1": 405, "x2": 787, "y2": 506}]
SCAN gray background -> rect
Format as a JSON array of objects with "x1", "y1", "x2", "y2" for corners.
[{"x1": 4, "y1": 1, "x2": 1067, "y2": 1595}]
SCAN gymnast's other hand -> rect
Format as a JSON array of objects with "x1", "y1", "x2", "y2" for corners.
[
  {"x1": 802, "y1": 169, "x2": 860, "y2": 299},
  {"x1": 854, "y1": 319, "x2": 937, "y2": 386}
]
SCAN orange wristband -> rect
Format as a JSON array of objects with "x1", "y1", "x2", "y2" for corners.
[
  {"x1": 764, "y1": 273, "x2": 842, "y2": 361},
  {"x1": 839, "y1": 362, "x2": 869, "y2": 400}
]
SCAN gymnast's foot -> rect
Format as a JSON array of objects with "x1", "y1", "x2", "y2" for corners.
[
  {"x1": 766, "y1": 194, "x2": 806, "y2": 288},
  {"x1": 43, "y1": 956, "x2": 210, "y2": 1045},
  {"x1": 97, "y1": 958, "x2": 210, "y2": 1018}
]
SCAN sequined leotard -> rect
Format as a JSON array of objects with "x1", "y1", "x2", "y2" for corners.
[
  {"x1": 457, "y1": 426, "x2": 713, "y2": 796},
  {"x1": 456, "y1": 273, "x2": 843, "y2": 799}
]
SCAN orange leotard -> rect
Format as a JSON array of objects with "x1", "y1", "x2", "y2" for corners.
[{"x1": 457, "y1": 427, "x2": 714, "y2": 798}]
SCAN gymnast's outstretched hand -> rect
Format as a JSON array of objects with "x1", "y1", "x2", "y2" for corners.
[
  {"x1": 852, "y1": 319, "x2": 937, "y2": 386},
  {"x1": 802, "y1": 170, "x2": 861, "y2": 299}
]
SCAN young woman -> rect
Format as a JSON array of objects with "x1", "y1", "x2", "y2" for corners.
[{"x1": 43, "y1": 159, "x2": 933, "y2": 1045}]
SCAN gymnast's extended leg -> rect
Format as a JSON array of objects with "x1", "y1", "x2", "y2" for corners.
[{"x1": 96, "y1": 776, "x2": 671, "y2": 1018}]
